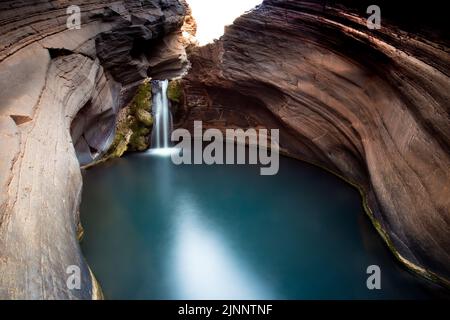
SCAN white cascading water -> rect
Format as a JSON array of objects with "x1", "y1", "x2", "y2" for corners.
[{"x1": 151, "y1": 80, "x2": 173, "y2": 151}]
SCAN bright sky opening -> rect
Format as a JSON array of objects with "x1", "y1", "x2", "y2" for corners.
[{"x1": 186, "y1": 0, "x2": 263, "y2": 45}]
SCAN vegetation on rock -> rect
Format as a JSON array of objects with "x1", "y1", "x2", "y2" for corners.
[
  {"x1": 83, "y1": 80, "x2": 153, "y2": 169},
  {"x1": 112, "y1": 79, "x2": 153, "y2": 154},
  {"x1": 168, "y1": 79, "x2": 183, "y2": 104},
  {"x1": 167, "y1": 79, "x2": 184, "y2": 123}
]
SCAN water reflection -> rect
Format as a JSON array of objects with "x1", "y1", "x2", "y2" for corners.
[
  {"x1": 80, "y1": 148, "x2": 445, "y2": 299},
  {"x1": 170, "y1": 194, "x2": 273, "y2": 299}
]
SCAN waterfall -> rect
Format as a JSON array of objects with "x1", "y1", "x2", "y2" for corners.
[{"x1": 151, "y1": 80, "x2": 172, "y2": 150}]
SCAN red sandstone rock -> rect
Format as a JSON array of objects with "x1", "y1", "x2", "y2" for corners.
[
  {"x1": 0, "y1": 0, "x2": 189, "y2": 299},
  {"x1": 179, "y1": 0, "x2": 450, "y2": 286}
]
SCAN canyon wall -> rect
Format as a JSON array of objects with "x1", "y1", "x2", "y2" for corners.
[
  {"x1": 0, "y1": 0, "x2": 188, "y2": 299},
  {"x1": 178, "y1": 0, "x2": 450, "y2": 286}
]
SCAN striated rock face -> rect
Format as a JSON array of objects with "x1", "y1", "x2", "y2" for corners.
[
  {"x1": 0, "y1": 0, "x2": 188, "y2": 299},
  {"x1": 178, "y1": 0, "x2": 450, "y2": 285}
]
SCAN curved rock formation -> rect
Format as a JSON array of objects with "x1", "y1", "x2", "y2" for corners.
[
  {"x1": 178, "y1": 0, "x2": 450, "y2": 286},
  {"x1": 0, "y1": 0, "x2": 188, "y2": 299}
]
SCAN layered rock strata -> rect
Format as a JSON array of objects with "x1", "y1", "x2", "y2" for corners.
[
  {"x1": 0, "y1": 0, "x2": 188, "y2": 299},
  {"x1": 178, "y1": 0, "x2": 450, "y2": 286}
]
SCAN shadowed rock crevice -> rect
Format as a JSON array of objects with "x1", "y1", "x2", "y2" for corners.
[
  {"x1": 10, "y1": 115, "x2": 32, "y2": 126},
  {"x1": 48, "y1": 48, "x2": 75, "y2": 59}
]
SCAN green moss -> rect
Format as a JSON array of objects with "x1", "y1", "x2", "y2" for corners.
[
  {"x1": 130, "y1": 80, "x2": 152, "y2": 112},
  {"x1": 167, "y1": 79, "x2": 184, "y2": 121},
  {"x1": 136, "y1": 108, "x2": 153, "y2": 127},
  {"x1": 77, "y1": 222, "x2": 85, "y2": 242},
  {"x1": 111, "y1": 130, "x2": 131, "y2": 157},
  {"x1": 167, "y1": 79, "x2": 183, "y2": 104},
  {"x1": 105, "y1": 79, "x2": 153, "y2": 158},
  {"x1": 128, "y1": 123, "x2": 151, "y2": 151}
]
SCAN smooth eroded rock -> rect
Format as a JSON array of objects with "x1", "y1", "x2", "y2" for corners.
[{"x1": 178, "y1": 0, "x2": 450, "y2": 286}]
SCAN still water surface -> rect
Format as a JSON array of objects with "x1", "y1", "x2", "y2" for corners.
[{"x1": 80, "y1": 146, "x2": 442, "y2": 299}]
